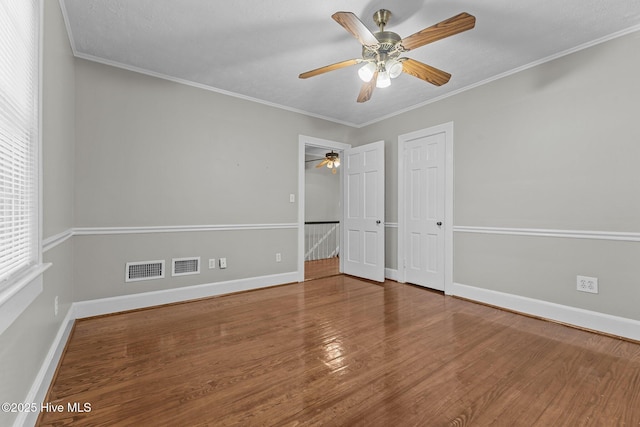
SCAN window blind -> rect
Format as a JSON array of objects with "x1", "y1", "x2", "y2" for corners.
[{"x1": 0, "y1": 0, "x2": 39, "y2": 289}]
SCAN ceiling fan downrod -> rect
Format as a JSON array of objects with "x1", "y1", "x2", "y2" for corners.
[{"x1": 373, "y1": 9, "x2": 392, "y2": 32}]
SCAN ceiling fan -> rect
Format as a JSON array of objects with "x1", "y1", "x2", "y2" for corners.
[
  {"x1": 306, "y1": 151, "x2": 341, "y2": 174},
  {"x1": 299, "y1": 9, "x2": 476, "y2": 102}
]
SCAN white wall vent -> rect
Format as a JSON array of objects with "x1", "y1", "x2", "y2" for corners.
[
  {"x1": 172, "y1": 257, "x2": 200, "y2": 277},
  {"x1": 125, "y1": 260, "x2": 165, "y2": 282}
]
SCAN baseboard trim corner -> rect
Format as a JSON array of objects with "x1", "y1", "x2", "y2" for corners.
[
  {"x1": 450, "y1": 282, "x2": 640, "y2": 342},
  {"x1": 17, "y1": 305, "x2": 76, "y2": 427},
  {"x1": 385, "y1": 268, "x2": 398, "y2": 281}
]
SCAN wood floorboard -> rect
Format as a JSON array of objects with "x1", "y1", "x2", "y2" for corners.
[
  {"x1": 38, "y1": 276, "x2": 640, "y2": 426},
  {"x1": 305, "y1": 257, "x2": 340, "y2": 281}
]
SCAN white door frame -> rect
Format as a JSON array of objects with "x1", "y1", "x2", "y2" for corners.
[
  {"x1": 397, "y1": 122, "x2": 454, "y2": 294},
  {"x1": 298, "y1": 135, "x2": 351, "y2": 282}
]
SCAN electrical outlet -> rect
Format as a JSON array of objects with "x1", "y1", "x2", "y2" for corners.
[
  {"x1": 54, "y1": 296, "x2": 59, "y2": 316},
  {"x1": 219, "y1": 257, "x2": 227, "y2": 269},
  {"x1": 577, "y1": 275, "x2": 598, "y2": 294},
  {"x1": 276, "y1": 253, "x2": 282, "y2": 262},
  {"x1": 209, "y1": 258, "x2": 216, "y2": 269}
]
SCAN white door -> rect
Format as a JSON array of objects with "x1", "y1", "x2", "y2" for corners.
[
  {"x1": 343, "y1": 141, "x2": 385, "y2": 282},
  {"x1": 399, "y1": 128, "x2": 446, "y2": 290}
]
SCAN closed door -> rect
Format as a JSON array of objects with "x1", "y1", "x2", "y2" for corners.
[
  {"x1": 343, "y1": 141, "x2": 385, "y2": 282},
  {"x1": 399, "y1": 128, "x2": 446, "y2": 290}
]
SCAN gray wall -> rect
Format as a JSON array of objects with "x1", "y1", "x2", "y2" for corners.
[
  {"x1": 0, "y1": 1, "x2": 76, "y2": 426},
  {"x1": 305, "y1": 160, "x2": 341, "y2": 223},
  {"x1": 356, "y1": 31, "x2": 640, "y2": 320},
  {"x1": 73, "y1": 59, "x2": 353, "y2": 301}
]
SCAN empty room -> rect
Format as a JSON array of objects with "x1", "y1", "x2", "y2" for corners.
[{"x1": 1, "y1": 0, "x2": 639, "y2": 426}]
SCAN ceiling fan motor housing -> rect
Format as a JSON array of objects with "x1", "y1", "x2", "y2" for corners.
[
  {"x1": 362, "y1": 10, "x2": 403, "y2": 69},
  {"x1": 362, "y1": 30, "x2": 403, "y2": 72}
]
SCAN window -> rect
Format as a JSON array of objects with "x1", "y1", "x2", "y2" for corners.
[{"x1": 0, "y1": 0, "x2": 46, "y2": 334}]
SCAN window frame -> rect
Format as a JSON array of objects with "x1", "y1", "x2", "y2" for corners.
[{"x1": 0, "y1": 0, "x2": 50, "y2": 335}]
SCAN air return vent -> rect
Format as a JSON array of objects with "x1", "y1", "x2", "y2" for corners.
[
  {"x1": 125, "y1": 260, "x2": 165, "y2": 282},
  {"x1": 172, "y1": 257, "x2": 200, "y2": 277}
]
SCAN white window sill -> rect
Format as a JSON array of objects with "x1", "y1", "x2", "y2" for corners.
[{"x1": 0, "y1": 263, "x2": 52, "y2": 335}]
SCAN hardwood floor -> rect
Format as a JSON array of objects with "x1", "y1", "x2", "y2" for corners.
[
  {"x1": 304, "y1": 257, "x2": 340, "y2": 281},
  {"x1": 39, "y1": 276, "x2": 640, "y2": 426}
]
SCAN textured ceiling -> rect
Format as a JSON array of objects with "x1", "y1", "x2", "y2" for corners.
[{"x1": 60, "y1": 0, "x2": 640, "y2": 127}]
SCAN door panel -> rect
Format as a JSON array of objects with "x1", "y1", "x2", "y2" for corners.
[
  {"x1": 363, "y1": 230, "x2": 378, "y2": 266},
  {"x1": 364, "y1": 171, "x2": 378, "y2": 217},
  {"x1": 347, "y1": 174, "x2": 360, "y2": 218},
  {"x1": 343, "y1": 141, "x2": 385, "y2": 282},
  {"x1": 347, "y1": 229, "x2": 360, "y2": 262}
]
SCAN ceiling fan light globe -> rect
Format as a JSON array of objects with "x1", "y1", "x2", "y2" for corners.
[
  {"x1": 376, "y1": 71, "x2": 391, "y2": 88},
  {"x1": 358, "y1": 62, "x2": 376, "y2": 82},
  {"x1": 327, "y1": 162, "x2": 333, "y2": 169},
  {"x1": 334, "y1": 158, "x2": 341, "y2": 167},
  {"x1": 387, "y1": 60, "x2": 403, "y2": 79}
]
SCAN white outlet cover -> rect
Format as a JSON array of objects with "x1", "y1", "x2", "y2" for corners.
[{"x1": 577, "y1": 275, "x2": 598, "y2": 294}]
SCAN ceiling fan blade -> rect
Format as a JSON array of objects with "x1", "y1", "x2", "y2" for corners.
[
  {"x1": 299, "y1": 59, "x2": 361, "y2": 79},
  {"x1": 357, "y1": 70, "x2": 378, "y2": 103},
  {"x1": 402, "y1": 59, "x2": 451, "y2": 86},
  {"x1": 316, "y1": 158, "x2": 330, "y2": 168},
  {"x1": 400, "y1": 12, "x2": 476, "y2": 51},
  {"x1": 332, "y1": 12, "x2": 379, "y2": 47}
]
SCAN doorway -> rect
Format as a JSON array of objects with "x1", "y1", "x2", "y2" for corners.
[
  {"x1": 298, "y1": 136, "x2": 350, "y2": 282},
  {"x1": 397, "y1": 123, "x2": 454, "y2": 292},
  {"x1": 304, "y1": 145, "x2": 341, "y2": 280},
  {"x1": 298, "y1": 136, "x2": 386, "y2": 283}
]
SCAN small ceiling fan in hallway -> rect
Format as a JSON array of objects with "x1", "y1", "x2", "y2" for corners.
[
  {"x1": 306, "y1": 151, "x2": 341, "y2": 174},
  {"x1": 299, "y1": 9, "x2": 476, "y2": 102}
]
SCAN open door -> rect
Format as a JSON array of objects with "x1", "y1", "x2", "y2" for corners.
[{"x1": 342, "y1": 141, "x2": 385, "y2": 282}]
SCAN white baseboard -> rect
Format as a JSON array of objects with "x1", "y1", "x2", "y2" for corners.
[
  {"x1": 17, "y1": 305, "x2": 76, "y2": 427},
  {"x1": 73, "y1": 272, "x2": 298, "y2": 319},
  {"x1": 450, "y1": 282, "x2": 640, "y2": 342},
  {"x1": 385, "y1": 268, "x2": 398, "y2": 281}
]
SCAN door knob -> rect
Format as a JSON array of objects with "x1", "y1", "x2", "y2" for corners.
[
  {"x1": 376, "y1": 220, "x2": 381, "y2": 224},
  {"x1": 437, "y1": 221, "x2": 442, "y2": 226}
]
